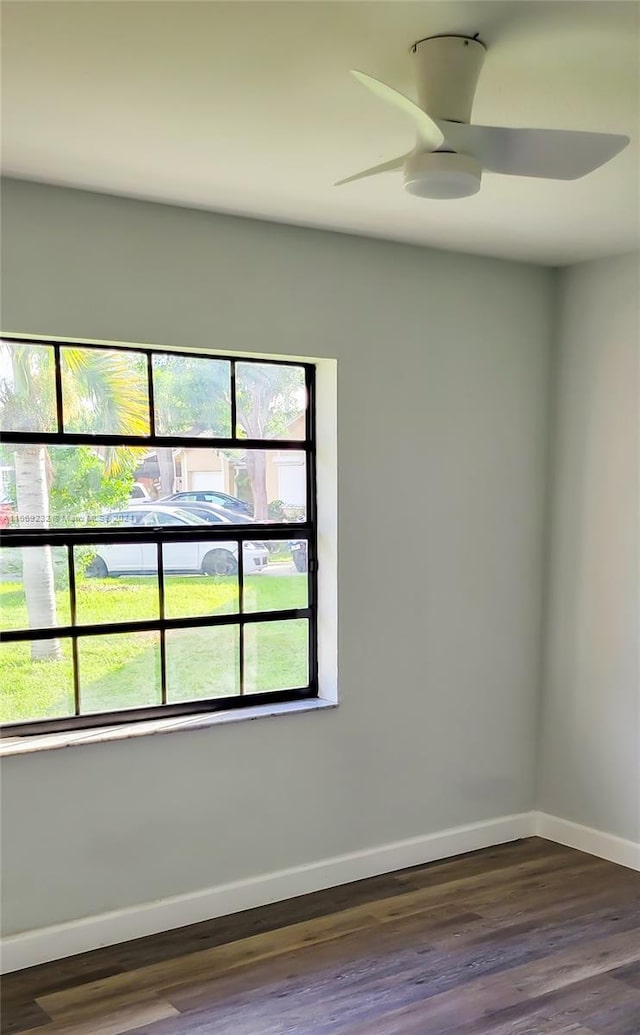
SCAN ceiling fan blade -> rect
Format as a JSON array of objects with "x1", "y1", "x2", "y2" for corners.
[
  {"x1": 437, "y1": 122, "x2": 630, "y2": 180},
  {"x1": 334, "y1": 153, "x2": 409, "y2": 187},
  {"x1": 351, "y1": 70, "x2": 445, "y2": 151}
]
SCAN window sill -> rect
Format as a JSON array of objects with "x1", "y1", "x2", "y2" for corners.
[{"x1": 0, "y1": 698, "x2": 337, "y2": 757}]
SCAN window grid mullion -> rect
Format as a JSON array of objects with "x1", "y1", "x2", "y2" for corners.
[
  {"x1": 1, "y1": 607, "x2": 312, "y2": 643},
  {"x1": 230, "y1": 359, "x2": 237, "y2": 438},
  {"x1": 0, "y1": 433, "x2": 311, "y2": 451},
  {"x1": 53, "y1": 343, "x2": 64, "y2": 433},
  {"x1": 1, "y1": 524, "x2": 314, "y2": 549},
  {"x1": 147, "y1": 352, "x2": 156, "y2": 437},
  {"x1": 238, "y1": 537, "x2": 245, "y2": 696},
  {"x1": 67, "y1": 545, "x2": 80, "y2": 715},
  {"x1": 157, "y1": 542, "x2": 167, "y2": 706}
]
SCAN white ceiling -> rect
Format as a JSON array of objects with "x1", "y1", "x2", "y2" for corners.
[{"x1": 2, "y1": 1, "x2": 639, "y2": 265}]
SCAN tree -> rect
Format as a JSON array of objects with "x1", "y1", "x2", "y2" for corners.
[
  {"x1": 0, "y1": 343, "x2": 147, "y2": 660},
  {"x1": 151, "y1": 354, "x2": 230, "y2": 495},
  {"x1": 48, "y1": 446, "x2": 140, "y2": 521},
  {"x1": 156, "y1": 448, "x2": 176, "y2": 496},
  {"x1": 152, "y1": 354, "x2": 229, "y2": 436},
  {"x1": 235, "y1": 365, "x2": 304, "y2": 520}
]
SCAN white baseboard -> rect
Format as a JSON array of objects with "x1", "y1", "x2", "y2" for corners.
[
  {"x1": 535, "y1": 811, "x2": 640, "y2": 872},
  {"x1": 0, "y1": 811, "x2": 534, "y2": 974},
  {"x1": 5, "y1": 810, "x2": 636, "y2": 975}
]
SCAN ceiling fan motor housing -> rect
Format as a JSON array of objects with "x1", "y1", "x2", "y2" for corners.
[
  {"x1": 404, "y1": 151, "x2": 482, "y2": 199},
  {"x1": 411, "y1": 35, "x2": 486, "y2": 124}
]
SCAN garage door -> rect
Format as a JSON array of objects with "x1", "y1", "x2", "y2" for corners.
[{"x1": 191, "y1": 471, "x2": 225, "y2": 491}]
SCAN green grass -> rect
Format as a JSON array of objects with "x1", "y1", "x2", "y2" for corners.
[{"x1": 0, "y1": 573, "x2": 308, "y2": 724}]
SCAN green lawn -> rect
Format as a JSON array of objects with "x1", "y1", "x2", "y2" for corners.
[{"x1": 0, "y1": 573, "x2": 308, "y2": 724}]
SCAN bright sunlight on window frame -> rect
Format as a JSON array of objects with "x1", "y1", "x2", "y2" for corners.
[{"x1": 0, "y1": 337, "x2": 317, "y2": 736}]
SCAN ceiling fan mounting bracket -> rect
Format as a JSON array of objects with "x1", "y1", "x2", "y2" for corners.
[
  {"x1": 411, "y1": 34, "x2": 486, "y2": 124},
  {"x1": 410, "y1": 32, "x2": 485, "y2": 51}
]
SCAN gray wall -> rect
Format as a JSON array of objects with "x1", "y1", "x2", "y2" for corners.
[
  {"x1": 0, "y1": 180, "x2": 553, "y2": 935},
  {"x1": 538, "y1": 253, "x2": 640, "y2": 843}
]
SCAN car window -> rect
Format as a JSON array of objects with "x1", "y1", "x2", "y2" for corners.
[
  {"x1": 139, "y1": 510, "x2": 186, "y2": 526},
  {"x1": 154, "y1": 511, "x2": 186, "y2": 526},
  {"x1": 156, "y1": 507, "x2": 202, "y2": 525},
  {"x1": 192, "y1": 508, "x2": 223, "y2": 523}
]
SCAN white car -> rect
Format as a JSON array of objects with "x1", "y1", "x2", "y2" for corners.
[{"x1": 87, "y1": 506, "x2": 269, "y2": 577}]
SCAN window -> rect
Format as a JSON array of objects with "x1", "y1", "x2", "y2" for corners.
[{"x1": 0, "y1": 338, "x2": 317, "y2": 735}]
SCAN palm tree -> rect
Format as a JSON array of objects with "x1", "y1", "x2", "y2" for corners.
[
  {"x1": 235, "y1": 364, "x2": 304, "y2": 519},
  {"x1": 0, "y1": 343, "x2": 148, "y2": 660}
]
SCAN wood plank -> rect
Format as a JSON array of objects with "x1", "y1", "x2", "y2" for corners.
[
  {"x1": 440, "y1": 974, "x2": 640, "y2": 1035},
  {"x1": 15, "y1": 996, "x2": 178, "y2": 1035},
  {"x1": 580, "y1": 981, "x2": 640, "y2": 1035},
  {"x1": 36, "y1": 901, "x2": 391, "y2": 1016},
  {"x1": 608, "y1": 959, "x2": 640, "y2": 989},
  {"x1": 390, "y1": 837, "x2": 580, "y2": 890},
  {"x1": 433, "y1": 896, "x2": 640, "y2": 956},
  {"x1": 0, "y1": 1000, "x2": 50, "y2": 1035}
]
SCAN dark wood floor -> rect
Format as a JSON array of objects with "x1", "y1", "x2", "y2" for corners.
[{"x1": 2, "y1": 837, "x2": 640, "y2": 1034}]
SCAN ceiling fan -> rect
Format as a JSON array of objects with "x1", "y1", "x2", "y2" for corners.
[{"x1": 336, "y1": 35, "x2": 630, "y2": 199}]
